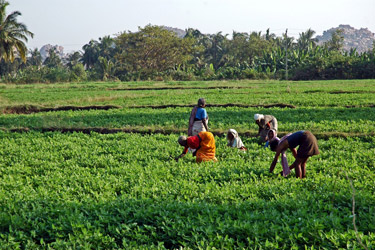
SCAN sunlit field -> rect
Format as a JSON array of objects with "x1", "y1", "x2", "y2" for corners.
[{"x1": 0, "y1": 80, "x2": 374, "y2": 249}]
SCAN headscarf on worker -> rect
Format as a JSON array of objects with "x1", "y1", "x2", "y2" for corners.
[
  {"x1": 176, "y1": 131, "x2": 217, "y2": 163},
  {"x1": 226, "y1": 129, "x2": 246, "y2": 150},
  {"x1": 254, "y1": 113, "x2": 278, "y2": 142}
]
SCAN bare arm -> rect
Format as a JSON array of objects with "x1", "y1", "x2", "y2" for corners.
[
  {"x1": 175, "y1": 153, "x2": 186, "y2": 162},
  {"x1": 202, "y1": 118, "x2": 208, "y2": 131},
  {"x1": 291, "y1": 148, "x2": 297, "y2": 158},
  {"x1": 175, "y1": 146, "x2": 188, "y2": 162},
  {"x1": 270, "y1": 140, "x2": 289, "y2": 173},
  {"x1": 270, "y1": 152, "x2": 281, "y2": 173}
]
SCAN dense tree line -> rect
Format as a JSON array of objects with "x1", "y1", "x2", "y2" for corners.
[{"x1": 1, "y1": 0, "x2": 375, "y2": 83}]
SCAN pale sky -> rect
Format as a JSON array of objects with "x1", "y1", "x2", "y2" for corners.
[{"x1": 8, "y1": 0, "x2": 375, "y2": 53}]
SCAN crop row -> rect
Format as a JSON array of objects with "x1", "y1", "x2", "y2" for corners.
[
  {"x1": 0, "y1": 131, "x2": 374, "y2": 248},
  {"x1": 1, "y1": 107, "x2": 375, "y2": 136},
  {"x1": 1, "y1": 80, "x2": 375, "y2": 109}
]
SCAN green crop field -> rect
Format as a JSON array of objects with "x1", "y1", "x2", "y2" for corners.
[
  {"x1": 1, "y1": 79, "x2": 375, "y2": 108},
  {"x1": 0, "y1": 80, "x2": 374, "y2": 249}
]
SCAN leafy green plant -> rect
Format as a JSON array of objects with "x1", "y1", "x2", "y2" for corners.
[
  {"x1": 0, "y1": 80, "x2": 374, "y2": 249},
  {"x1": 0, "y1": 132, "x2": 373, "y2": 249}
]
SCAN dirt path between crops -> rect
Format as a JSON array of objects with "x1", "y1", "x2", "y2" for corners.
[
  {"x1": 1, "y1": 105, "x2": 122, "y2": 114},
  {"x1": 3, "y1": 102, "x2": 375, "y2": 115},
  {"x1": 108, "y1": 86, "x2": 256, "y2": 91},
  {"x1": 304, "y1": 90, "x2": 375, "y2": 94},
  {"x1": 1, "y1": 103, "x2": 296, "y2": 114},
  {"x1": 110, "y1": 87, "x2": 375, "y2": 95},
  {"x1": 345, "y1": 104, "x2": 375, "y2": 108},
  {"x1": 131, "y1": 103, "x2": 296, "y2": 109}
]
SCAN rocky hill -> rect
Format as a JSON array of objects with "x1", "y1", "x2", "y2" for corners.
[
  {"x1": 162, "y1": 26, "x2": 186, "y2": 38},
  {"x1": 40, "y1": 44, "x2": 66, "y2": 61},
  {"x1": 315, "y1": 25, "x2": 375, "y2": 53}
]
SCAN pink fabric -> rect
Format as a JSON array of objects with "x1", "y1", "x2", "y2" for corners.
[
  {"x1": 280, "y1": 152, "x2": 290, "y2": 177},
  {"x1": 279, "y1": 134, "x2": 292, "y2": 177},
  {"x1": 188, "y1": 107, "x2": 198, "y2": 136}
]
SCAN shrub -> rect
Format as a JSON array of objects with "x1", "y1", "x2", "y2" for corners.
[
  {"x1": 70, "y1": 63, "x2": 87, "y2": 82},
  {"x1": 44, "y1": 67, "x2": 70, "y2": 83}
]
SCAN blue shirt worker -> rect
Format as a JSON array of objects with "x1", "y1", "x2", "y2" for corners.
[{"x1": 188, "y1": 98, "x2": 209, "y2": 136}]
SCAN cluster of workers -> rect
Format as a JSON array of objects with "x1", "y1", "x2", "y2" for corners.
[{"x1": 175, "y1": 98, "x2": 320, "y2": 179}]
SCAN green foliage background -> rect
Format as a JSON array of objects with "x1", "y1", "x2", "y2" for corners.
[{"x1": 1, "y1": 25, "x2": 375, "y2": 83}]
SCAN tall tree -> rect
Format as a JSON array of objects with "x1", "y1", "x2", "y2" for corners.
[
  {"x1": 297, "y1": 28, "x2": 317, "y2": 51},
  {"x1": 226, "y1": 31, "x2": 250, "y2": 67},
  {"x1": 324, "y1": 29, "x2": 344, "y2": 52},
  {"x1": 205, "y1": 32, "x2": 228, "y2": 70},
  {"x1": 264, "y1": 28, "x2": 276, "y2": 42},
  {"x1": 43, "y1": 48, "x2": 62, "y2": 68},
  {"x1": 98, "y1": 56, "x2": 115, "y2": 81},
  {"x1": 27, "y1": 48, "x2": 42, "y2": 67},
  {"x1": 183, "y1": 28, "x2": 208, "y2": 68},
  {"x1": 115, "y1": 25, "x2": 195, "y2": 78},
  {"x1": 81, "y1": 40, "x2": 99, "y2": 69},
  {"x1": 0, "y1": 0, "x2": 33, "y2": 62},
  {"x1": 66, "y1": 51, "x2": 81, "y2": 69},
  {"x1": 98, "y1": 35, "x2": 115, "y2": 59}
]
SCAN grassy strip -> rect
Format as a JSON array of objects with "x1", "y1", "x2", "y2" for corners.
[
  {"x1": 1, "y1": 106, "x2": 374, "y2": 134},
  {"x1": 3, "y1": 126, "x2": 375, "y2": 139},
  {"x1": 2, "y1": 80, "x2": 375, "y2": 108}
]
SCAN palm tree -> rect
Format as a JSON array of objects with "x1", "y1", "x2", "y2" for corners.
[
  {"x1": 264, "y1": 28, "x2": 276, "y2": 41},
  {"x1": 206, "y1": 32, "x2": 228, "y2": 70},
  {"x1": 43, "y1": 48, "x2": 62, "y2": 68},
  {"x1": 66, "y1": 51, "x2": 81, "y2": 69},
  {"x1": 81, "y1": 39, "x2": 99, "y2": 69},
  {"x1": 0, "y1": 0, "x2": 33, "y2": 62},
  {"x1": 27, "y1": 48, "x2": 42, "y2": 67},
  {"x1": 297, "y1": 28, "x2": 317, "y2": 51},
  {"x1": 98, "y1": 56, "x2": 115, "y2": 81},
  {"x1": 98, "y1": 35, "x2": 115, "y2": 59}
]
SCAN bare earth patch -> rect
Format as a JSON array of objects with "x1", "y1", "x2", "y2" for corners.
[
  {"x1": 1, "y1": 105, "x2": 121, "y2": 114},
  {"x1": 108, "y1": 86, "x2": 255, "y2": 91}
]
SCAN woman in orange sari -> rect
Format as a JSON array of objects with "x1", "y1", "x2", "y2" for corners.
[{"x1": 175, "y1": 131, "x2": 217, "y2": 163}]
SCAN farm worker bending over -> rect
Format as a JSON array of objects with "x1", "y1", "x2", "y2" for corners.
[
  {"x1": 227, "y1": 129, "x2": 246, "y2": 151},
  {"x1": 269, "y1": 130, "x2": 319, "y2": 179},
  {"x1": 254, "y1": 113, "x2": 278, "y2": 142},
  {"x1": 188, "y1": 98, "x2": 209, "y2": 136},
  {"x1": 175, "y1": 131, "x2": 217, "y2": 163}
]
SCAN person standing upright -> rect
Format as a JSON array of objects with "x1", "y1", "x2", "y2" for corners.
[{"x1": 188, "y1": 98, "x2": 209, "y2": 136}]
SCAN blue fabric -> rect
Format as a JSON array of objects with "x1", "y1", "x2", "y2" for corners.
[
  {"x1": 287, "y1": 130, "x2": 305, "y2": 149},
  {"x1": 195, "y1": 107, "x2": 207, "y2": 120}
]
